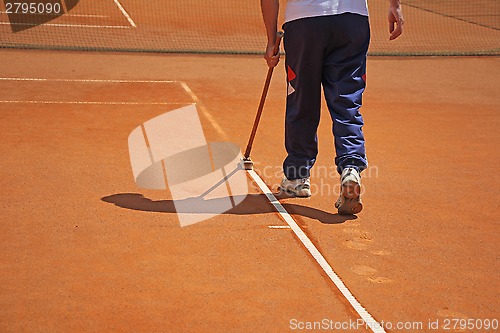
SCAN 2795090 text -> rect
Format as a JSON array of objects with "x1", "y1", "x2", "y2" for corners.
[{"x1": 5, "y1": 2, "x2": 62, "y2": 14}]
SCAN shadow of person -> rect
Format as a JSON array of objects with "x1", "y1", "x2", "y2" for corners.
[{"x1": 101, "y1": 193, "x2": 357, "y2": 225}]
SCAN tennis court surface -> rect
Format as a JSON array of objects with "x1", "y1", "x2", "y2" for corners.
[{"x1": 0, "y1": 1, "x2": 499, "y2": 332}]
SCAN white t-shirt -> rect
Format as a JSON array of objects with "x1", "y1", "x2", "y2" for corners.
[{"x1": 285, "y1": 0, "x2": 368, "y2": 23}]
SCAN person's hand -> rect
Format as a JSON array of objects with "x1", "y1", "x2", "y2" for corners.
[
  {"x1": 264, "y1": 43, "x2": 280, "y2": 68},
  {"x1": 388, "y1": 4, "x2": 404, "y2": 40}
]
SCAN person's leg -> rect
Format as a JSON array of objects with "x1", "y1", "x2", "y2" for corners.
[
  {"x1": 282, "y1": 17, "x2": 327, "y2": 180},
  {"x1": 321, "y1": 13, "x2": 370, "y2": 175},
  {"x1": 321, "y1": 13, "x2": 370, "y2": 214}
]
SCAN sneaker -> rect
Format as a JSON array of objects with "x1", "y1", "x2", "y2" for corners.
[
  {"x1": 280, "y1": 177, "x2": 311, "y2": 197},
  {"x1": 335, "y1": 168, "x2": 363, "y2": 215}
]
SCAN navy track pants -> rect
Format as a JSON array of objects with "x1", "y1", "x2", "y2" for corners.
[{"x1": 282, "y1": 13, "x2": 370, "y2": 179}]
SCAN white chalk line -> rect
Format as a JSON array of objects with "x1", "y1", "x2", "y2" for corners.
[
  {"x1": 0, "y1": 77, "x2": 190, "y2": 105},
  {"x1": 247, "y1": 170, "x2": 386, "y2": 333},
  {"x1": 0, "y1": 100, "x2": 190, "y2": 105},
  {"x1": 112, "y1": 0, "x2": 136, "y2": 28},
  {"x1": 179, "y1": 81, "x2": 229, "y2": 141},
  {"x1": 180, "y1": 82, "x2": 386, "y2": 333},
  {"x1": 64, "y1": 14, "x2": 108, "y2": 18},
  {"x1": 0, "y1": 77, "x2": 176, "y2": 83}
]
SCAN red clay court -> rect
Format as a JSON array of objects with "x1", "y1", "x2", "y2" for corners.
[{"x1": 0, "y1": 1, "x2": 499, "y2": 332}]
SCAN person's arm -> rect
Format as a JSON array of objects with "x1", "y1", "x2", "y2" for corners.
[
  {"x1": 388, "y1": 0, "x2": 404, "y2": 40},
  {"x1": 260, "y1": 0, "x2": 280, "y2": 67}
]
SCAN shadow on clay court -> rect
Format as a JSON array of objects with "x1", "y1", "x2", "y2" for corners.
[{"x1": 101, "y1": 193, "x2": 356, "y2": 225}]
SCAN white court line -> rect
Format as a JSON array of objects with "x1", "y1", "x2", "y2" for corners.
[
  {"x1": 0, "y1": 21, "x2": 129, "y2": 28},
  {"x1": 0, "y1": 100, "x2": 190, "y2": 105},
  {"x1": 0, "y1": 77, "x2": 176, "y2": 83},
  {"x1": 65, "y1": 14, "x2": 109, "y2": 18},
  {"x1": 247, "y1": 170, "x2": 386, "y2": 333},
  {"x1": 179, "y1": 82, "x2": 229, "y2": 141},
  {"x1": 179, "y1": 82, "x2": 386, "y2": 333},
  {"x1": 0, "y1": 77, "x2": 189, "y2": 105},
  {"x1": 112, "y1": 0, "x2": 136, "y2": 28}
]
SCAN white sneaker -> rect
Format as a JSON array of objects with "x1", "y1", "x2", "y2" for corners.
[
  {"x1": 335, "y1": 168, "x2": 363, "y2": 215},
  {"x1": 280, "y1": 177, "x2": 311, "y2": 197}
]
